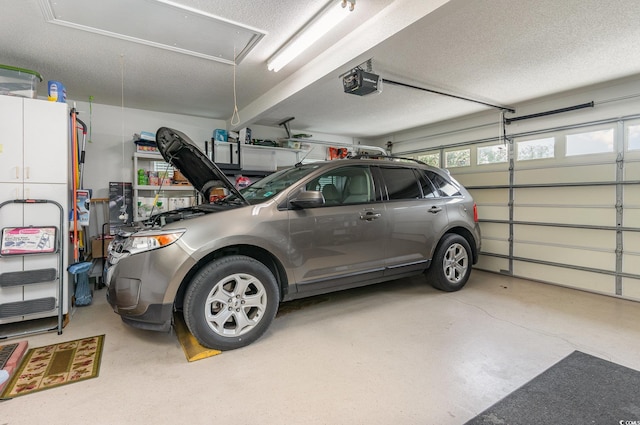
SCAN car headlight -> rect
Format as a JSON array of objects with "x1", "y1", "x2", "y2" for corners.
[
  {"x1": 125, "y1": 229, "x2": 186, "y2": 255},
  {"x1": 109, "y1": 229, "x2": 186, "y2": 265}
]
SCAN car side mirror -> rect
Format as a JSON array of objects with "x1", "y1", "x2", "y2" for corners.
[{"x1": 290, "y1": 191, "x2": 324, "y2": 209}]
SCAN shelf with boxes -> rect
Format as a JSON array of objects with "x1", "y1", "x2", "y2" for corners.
[
  {"x1": 208, "y1": 139, "x2": 305, "y2": 177},
  {"x1": 132, "y1": 152, "x2": 198, "y2": 220}
]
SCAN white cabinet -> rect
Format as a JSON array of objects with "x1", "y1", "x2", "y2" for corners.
[
  {"x1": 132, "y1": 152, "x2": 197, "y2": 219},
  {"x1": 0, "y1": 96, "x2": 69, "y2": 327}
]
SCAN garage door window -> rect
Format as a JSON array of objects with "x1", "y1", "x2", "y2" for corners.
[
  {"x1": 477, "y1": 144, "x2": 508, "y2": 164},
  {"x1": 416, "y1": 152, "x2": 440, "y2": 167},
  {"x1": 445, "y1": 149, "x2": 470, "y2": 168},
  {"x1": 566, "y1": 129, "x2": 614, "y2": 156},
  {"x1": 517, "y1": 137, "x2": 555, "y2": 161}
]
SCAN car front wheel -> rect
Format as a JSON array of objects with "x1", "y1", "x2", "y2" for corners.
[
  {"x1": 426, "y1": 233, "x2": 472, "y2": 292},
  {"x1": 183, "y1": 255, "x2": 279, "y2": 350}
]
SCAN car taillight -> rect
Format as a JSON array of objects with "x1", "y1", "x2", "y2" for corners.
[{"x1": 473, "y1": 203, "x2": 479, "y2": 222}]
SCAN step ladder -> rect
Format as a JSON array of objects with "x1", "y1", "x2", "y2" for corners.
[{"x1": 0, "y1": 199, "x2": 65, "y2": 338}]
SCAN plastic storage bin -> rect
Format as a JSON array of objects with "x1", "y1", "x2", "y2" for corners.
[{"x1": 0, "y1": 64, "x2": 42, "y2": 98}]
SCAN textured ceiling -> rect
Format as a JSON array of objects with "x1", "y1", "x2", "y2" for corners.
[{"x1": 2, "y1": 0, "x2": 640, "y2": 139}]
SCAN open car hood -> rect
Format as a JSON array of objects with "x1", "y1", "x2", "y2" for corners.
[{"x1": 155, "y1": 127, "x2": 248, "y2": 205}]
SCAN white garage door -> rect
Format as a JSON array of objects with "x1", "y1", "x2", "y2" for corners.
[{"x1": 406, "y1": 118, "x2": 640, "y2": 301}]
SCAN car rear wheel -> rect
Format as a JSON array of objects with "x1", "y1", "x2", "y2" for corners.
[
  {"x1": 183, "y1": 255, "x2": 279, "y2": 350},
  {"x1": 426, "y1": 233, "x2": 472, "y2": 292}
]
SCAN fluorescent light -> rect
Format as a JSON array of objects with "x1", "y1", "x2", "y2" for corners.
[{"x1": 267, "y1": 0, "x2": 354, "y2": 72}]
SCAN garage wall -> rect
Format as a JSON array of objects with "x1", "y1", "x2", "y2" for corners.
[
  {"x1": 369, "y1": 76, "x2": 640, "y2": 301},
  {"x1": 70, "y1": 99, "x2": 225, "y2": 200},
  {"x1": 69, "y1": 101, "x2": 356, "y2": 200}
]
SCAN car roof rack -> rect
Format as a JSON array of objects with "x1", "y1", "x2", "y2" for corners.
[{"x1": 349, "y1": 154, "x2": 428, "y2": 166}]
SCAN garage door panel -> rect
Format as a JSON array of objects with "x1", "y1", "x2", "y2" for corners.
[
  {"x1": 623, "y1": 208, "x2": 640, "y2": 227},
  {"x1": 514, "y1": 206, "x2": 615, "y2": 226},
  {"x1": 477, "y1": 205, "x2": 509, "y2": 220},
  {"x1": 513, "y1": 261, "x2": 616, "y2": 295},
  {"x1": 624, "y1": 232, "x2": 640, "y2": 255},
  {"x1": 514, "y1": 186, "x2": 614, "y2": 206},
  {"x1": 624, "y1": 161, "x2": 640, "y2": 180},
  {"x1": 469, "y1": 189, "x2": 508, "y2": 204},
  {"x1": 623, "y1": 253, "x2": 640, "y2": 275},
  {"x1": 515, "y1": 164, "x2": 615, "y2": 184},
  {"x1": 481, "y1": 239, "x2": 509, "y2": 255},
  {"x1": 479, "y1": 222, "x2": 509, "y2": 239},
  {"x1": 514, "y1": 225, "x2": 615, "y2": 250},
  {"x1": 623, "y1": 185, "x2": 640, "y2": 204},
  {"x1": 514, "y1": 243, "x2": 614, "y2": 271},
  {"x1": 453, "y1": 171, "x2": 509, "y2": 187},
  {"x1": 623, "y1": 186, "x2": 640, "y2": 227},
  {"x1": 475, "y1": 256, "x2": 509, "y2": 273},
  {"x1": 622, "y1": 277, "x2": 640, "y2": 301}
]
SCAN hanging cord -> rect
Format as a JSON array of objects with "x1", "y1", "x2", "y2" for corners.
[
  {"x1": 230, "y1": 47, "x2": 240, "y2": 126},
  {"x1": 119, "y1": 54, "x2": 128, "y2": 223},
  {"x1": 88, "y1": 95, "x2": 93, "y2": 143}
]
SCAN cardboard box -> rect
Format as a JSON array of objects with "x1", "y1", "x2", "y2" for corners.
[
  {"x1": 91, "y1": 236, "x2": 114, "y2": 258},
  {"x1": 281, "y1": 140, "x2": 301, "y2": 149}
]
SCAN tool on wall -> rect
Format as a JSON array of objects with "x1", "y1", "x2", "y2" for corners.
[
  {"x1": 68, "y1": 108, "x2": 94, "y2": 306},
  {"x1": 70, "y1": 108, "x2": 80, "y2": 262},
  {"x1": 69, "y1": 108, "x2": 91, "y2": 262},
  {"x1": 76, "y1": 117, "x2": 88, "y2": 189}
]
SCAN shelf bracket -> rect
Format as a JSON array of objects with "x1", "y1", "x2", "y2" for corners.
[{"x1": 278, "y1": 117, "x2": 295, "y2": 139}]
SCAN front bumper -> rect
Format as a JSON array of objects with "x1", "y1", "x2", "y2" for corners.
[{"x1": 105, "y1": 241, "x2": 195, "y2": 331}]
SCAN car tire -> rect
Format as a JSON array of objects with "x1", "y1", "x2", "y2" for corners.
[
  {"x1": 426, "y1": 233, "x2": 472, "y2": 292},
  {"x1": 183, "y1": 255, "x2": 280, "y2": 350}
]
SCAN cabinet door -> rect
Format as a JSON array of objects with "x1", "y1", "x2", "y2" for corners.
[
  {"x1": 0, "y1": 96, "x2": 24, "y2": 183},
  {"x1": 0, "y1": 182, "x2": 23, "y2": 205},
  {"x1": 23, "y1": 99, "x2": 68, "y2": 184}
]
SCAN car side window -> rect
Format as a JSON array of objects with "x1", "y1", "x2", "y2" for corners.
[
  {"x1": 379, "y1": 167, "x2": 423, "y2": 200},
  {"x1": 425, "y1": 170, "x2": 462, "y2": 197},
  {"x1": 306, "y1": 166, "x2": 374, "y2": 206},
  {"x1": 417, "y1": 171, "x2": 438, "y2": 198}
]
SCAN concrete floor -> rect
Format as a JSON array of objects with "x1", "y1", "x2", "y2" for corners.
[{"x1": 2, "y1": 270, "x2": 640, "y2": 424}]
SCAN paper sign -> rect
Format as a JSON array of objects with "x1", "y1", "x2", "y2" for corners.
[{"x1": 1, "y1": 226, "x2": 57, "y2": 255}]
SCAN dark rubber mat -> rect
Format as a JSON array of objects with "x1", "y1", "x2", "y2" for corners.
[
  {"x1": 0, "y1": 268, "x2": 57, "y2": 286},
  {"x1": 0, "y1": 343, "x2": 18, "y2": 369},
  {"x1": 464, "y1": 350, "x2": 640, "y2": 425}
]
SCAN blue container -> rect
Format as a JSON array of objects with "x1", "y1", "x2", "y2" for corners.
[
  {"x1": 47, "y1": 80, "x2": 66, "y2": 103},
  {"x1": 214, "y1": 129, "x2": 228, "y2": 142}
]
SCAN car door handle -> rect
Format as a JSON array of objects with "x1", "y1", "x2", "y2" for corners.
[
  {"x1": 360, "y1": 211, "x2": 381, "y2": 221},
  {"x1": 428, "y1": 206, "x2": 443, "y2": 214}
]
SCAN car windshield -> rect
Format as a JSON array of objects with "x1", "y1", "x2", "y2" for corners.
[{"x1": 226, "y1": 163, "x2": 322, "y2": 205}]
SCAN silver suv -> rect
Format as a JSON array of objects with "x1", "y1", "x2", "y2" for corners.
[{"x1": 106, "y1": 128, "x2": 481, "y2": 350}]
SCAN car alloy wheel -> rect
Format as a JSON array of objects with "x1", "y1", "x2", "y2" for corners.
[
  {"x1": 442, "y1": 242, "x2": 469, "y2": 284},
  {"x1": 205, "y1": 272, "x2": 268, "y2": 337}
]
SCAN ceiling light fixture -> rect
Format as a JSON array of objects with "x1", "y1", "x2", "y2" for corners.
[{"x1": 267, "y1": 0, "x2": 355, "y2": 72}]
